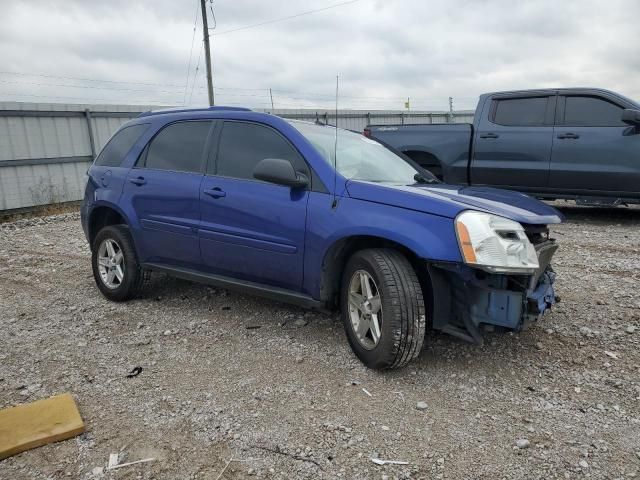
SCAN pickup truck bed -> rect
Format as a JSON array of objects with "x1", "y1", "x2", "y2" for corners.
[{"x1": 366, "y1": 88, "x2": 640, "y2": 205}]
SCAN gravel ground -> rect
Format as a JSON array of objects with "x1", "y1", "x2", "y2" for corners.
[{"x1": 1, "y1": 204, "x2": 639, "y2": 479}]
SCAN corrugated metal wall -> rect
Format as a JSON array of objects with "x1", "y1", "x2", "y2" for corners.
[
  {"x1": 0, "y1": 102, "x2": 475, "y2": 211},
  {"x1": 0, "y1": 102, "x2": 153, "y2": 210}
]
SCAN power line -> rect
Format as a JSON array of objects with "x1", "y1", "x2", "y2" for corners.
[
  {"x1": 188, "y1": 40, "x2": 205, "y2": 104},
  {"x1": 0, "y1": 91, "x2": 174, "y2": 105},
  {"x1": 0, "y1": 77, "x2": 467, "y2": 109},
  {"x1": 0, "y1": 70, "x2": 185, "y2": 88},
  {"x1": 183, "y1": 0, "x2": 200, "y2": 105},
  {"x1": 0, "y1": 71, "x2": 478, "y2": 104},
  {"x1": 211, "y1": 0, "x2": 361, "y2": 36},
  {"x1": 0, "y1": 76, "x2": 467, "y2": 105},
  {"x1": 0, "y1": 78, "x2": 182, "y2": 95}
]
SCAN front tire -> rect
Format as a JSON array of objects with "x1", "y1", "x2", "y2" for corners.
[
  {"x1": 91, "y1": 225, "x2": 144, "y2": 302},
  {"x1": 341, "y1": 248, "x2": 426, "y2": 369}
]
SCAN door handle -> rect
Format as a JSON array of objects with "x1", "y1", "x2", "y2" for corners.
[
  {"x1": 129, "y1": 176, "x2": 147, "y2": 186},
  {"x1": 557, "y1": 133, "x2": 580, "y2": 139},
  {"x1": 479, "y1": 133, "x2": 499, "y2": 139},
  {"x1": 203, "y1": 187, "x2": 226, "y2": 198}
]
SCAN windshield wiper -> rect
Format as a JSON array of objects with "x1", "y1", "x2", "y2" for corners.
[{"x1": 413, "y1": 173, "x2": 437, "y2": 184}]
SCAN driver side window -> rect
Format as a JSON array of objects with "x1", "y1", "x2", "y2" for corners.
[
  {"x1": 562, "y1": 96, "x2": 624, "y2": 127},
  {"x1": 211, "y1": 121, "x2": 308, "y2": 180}
]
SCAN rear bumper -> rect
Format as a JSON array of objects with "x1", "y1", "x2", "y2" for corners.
[{"x1": 427, "y1": 240, "x2": 558, "y2": 344}]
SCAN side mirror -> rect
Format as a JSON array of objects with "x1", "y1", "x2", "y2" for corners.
[
  {"x1": 621, "y1": 109, "x2": 640, "y2": 126},
  {"x1": 253, "y1": 158, "x2": 308, "y2": 188}
]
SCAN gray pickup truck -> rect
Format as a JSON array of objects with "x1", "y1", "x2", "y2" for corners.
[{"x1": 366, "y1": 88, "x2": 640, "y2": 205}]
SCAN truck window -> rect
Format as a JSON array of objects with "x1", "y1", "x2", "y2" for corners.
[
  {"x1": 492, "y1": 97, "x2": 548, "y2": 126},
  {"x1": 563, "y1": 96, "x2": 624, "y2": 127},
  {"x1": 94, "y1": 124, "x2": 148, "y2": 167},
  {"x1": 143, "y1": 121, "x2": 211, "y2": 173}
]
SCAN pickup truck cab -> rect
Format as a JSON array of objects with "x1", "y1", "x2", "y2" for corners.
[
  {"x1": 366, "y1": 88, "x2": 640, "y2": 205},
  {"x1": 81, "y1": 106, "x2": 563, "y2": 369}
]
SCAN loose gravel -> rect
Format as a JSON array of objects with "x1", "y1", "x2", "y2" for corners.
[{"x1": 1, "y1": 205, "x2": 639, "y2": 479}]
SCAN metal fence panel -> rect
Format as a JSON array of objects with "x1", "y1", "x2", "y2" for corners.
[
  {"x1": 0, "y1": 102, "x2": 154, "y2": 210},
  {"x1": 0, "y1": 102, "x2": 476, "y2": 211}
]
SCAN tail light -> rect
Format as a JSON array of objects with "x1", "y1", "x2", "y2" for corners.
[{"x1": 363, "y1": 128, "x2": 371, "y2": 138}]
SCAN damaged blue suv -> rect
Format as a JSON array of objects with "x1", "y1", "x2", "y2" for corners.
[{"x1": 81, "y1": 106, "x2": 562, "y2": 369}]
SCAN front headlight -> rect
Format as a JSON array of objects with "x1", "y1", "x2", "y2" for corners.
[{"x1": 455, "y1": 211, "x2": 539, "y2": 274}]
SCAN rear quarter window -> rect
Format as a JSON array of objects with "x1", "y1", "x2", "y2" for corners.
[{"x1": 94, "y1": 124, "x2": 149, "y2": 167}]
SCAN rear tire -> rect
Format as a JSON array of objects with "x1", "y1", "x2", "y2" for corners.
[
  {"x1": 91, "y1": 225, "x2": 144, "y2": 302},
  {"x1": 341, "y1": 248, "x2": 426, "y2": 369}
]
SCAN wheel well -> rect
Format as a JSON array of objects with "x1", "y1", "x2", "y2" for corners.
[
  {"x1": 89, "y1": 207, "x2": 127, "y2": 247},
  {"x1": 403, "y1": 150, "x2": 443, "y2": 180},
  {"x1": 320, "y1": 235, "x2": 433, "y2": 310}
]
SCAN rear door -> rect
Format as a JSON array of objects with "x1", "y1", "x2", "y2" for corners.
[
  {"x1": 550, "y1": 94, "x2": 640, "y2": 196},
  {"x1": 87, "y1": 123, "x2": 150, "y2": 204},
  {"x1": 199, "y1": 120, "x2": 310, "y2": 290},
  {"x1": 121, "y1": 120, "x2": 213, "y2": 267},
  {"x1": 472, "y1": 94, "x2": 556, "y2": 190}
]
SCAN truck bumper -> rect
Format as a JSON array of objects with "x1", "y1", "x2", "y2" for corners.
[{"x1": 427, "y1": 241, "x2": 558, "y2": 344}]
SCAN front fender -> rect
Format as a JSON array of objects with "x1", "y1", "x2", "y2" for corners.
[{"x1": 303, "y1": 193, "x2": 462, "y2": 299}]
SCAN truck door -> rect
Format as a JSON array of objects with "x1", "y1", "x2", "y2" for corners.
[
  {"x1": 472, "y1": 95, "x2": 555, "y2": 191},
  {"x1": 550, "y1": 94, "x2": 640, "y2": 197}
]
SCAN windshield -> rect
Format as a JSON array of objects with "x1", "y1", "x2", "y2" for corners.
[{"x1": 288, "y1": 120, "x2": 421, "y2": 184}]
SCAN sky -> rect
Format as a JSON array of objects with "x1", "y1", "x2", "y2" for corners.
[{"x1": 0, "y1": 0, "x2": 638, "y2": 111}]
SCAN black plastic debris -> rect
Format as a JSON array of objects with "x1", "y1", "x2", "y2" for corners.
[{"x1": 126, "y1": 367, "x2": 143, "y2": 378}]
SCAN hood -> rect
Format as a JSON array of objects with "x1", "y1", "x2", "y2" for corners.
[{"x1": 345, "y1": 181, "x2": 564, "y2": 225}]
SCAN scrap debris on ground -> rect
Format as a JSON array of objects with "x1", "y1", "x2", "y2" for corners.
[{"x1": 0, "y1": 204, "x2": 639, "y2": 479}]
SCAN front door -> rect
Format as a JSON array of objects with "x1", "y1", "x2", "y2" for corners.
[
  {"x1": 121, "y1": 120, "x2": 212, "y2": 268},
  {"x1": 199, "y1": 120, "x2": 310, "y2": 291},
  {"x1": 472, "y1": 95, "x2": 555, "y2": 191},
  {"x1": 550, "y1": 94, "x2": 640, "y2": 197}
]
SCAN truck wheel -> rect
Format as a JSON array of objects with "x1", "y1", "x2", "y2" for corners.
[
  {"x1": 340, "y1": 248, "x2": 426, "y2": 369},
  {"x1": 91, "y1": 225, "x2": 144, "y2": 302}
]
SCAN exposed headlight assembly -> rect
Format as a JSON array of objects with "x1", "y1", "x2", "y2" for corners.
[{"x1": 455, "y1": 211, "x2": 539, "y2": 274}]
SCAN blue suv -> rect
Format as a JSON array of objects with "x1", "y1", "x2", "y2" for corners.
[{"x1": 81, "y1": 106, "x2": 562, "y2": 369}]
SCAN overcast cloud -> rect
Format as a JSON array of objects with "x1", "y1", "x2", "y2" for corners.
[{"x1": 1, "y1": 0, "x2": 638, "y2": 111}]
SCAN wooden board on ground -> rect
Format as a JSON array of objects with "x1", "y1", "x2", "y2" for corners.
[{"x1": 0, "y1": 393, "x2": 85, "y2": 460}]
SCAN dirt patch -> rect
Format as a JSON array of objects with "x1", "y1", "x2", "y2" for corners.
[{"x1": 0, "y1": 202, "x2": 81, "y2": 224}]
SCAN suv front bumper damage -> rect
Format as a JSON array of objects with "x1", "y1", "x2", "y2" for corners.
[{"x1": 427, "y1": 240, "x2": 558, "y2": 344}]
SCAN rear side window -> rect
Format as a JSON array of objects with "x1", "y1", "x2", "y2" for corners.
[
  {"x1": 563, "y1": 96, "x2": 624, "y2": 126},
  {"x1": 94, "y1": 124, "x2": 148, "y2": 167},
  {"x1": 213, "y1": 121, "x2": 305, "y2": 180},
  {"x1": 492, "y1": 97, "x2": 548, "y2": 126},
  {"x1": 144, "y1": 121, "x2": 211, "y2": 173}
]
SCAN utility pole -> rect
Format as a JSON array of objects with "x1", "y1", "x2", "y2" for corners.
[
  {"x1": 269, "y1": 88, "x2": 274, "y2": 110},
  {"x1": 200, "y1": 0, "x2": 214, "y2": 106},
  {"x1": 448, "y1": 96, "x2": 454, "y2": 123}
]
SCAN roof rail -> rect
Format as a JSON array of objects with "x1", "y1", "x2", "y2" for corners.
[{"x1": 137, "y1": 105, "x2": 251, "y2": 118}]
